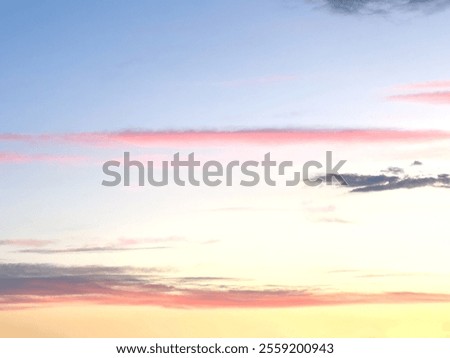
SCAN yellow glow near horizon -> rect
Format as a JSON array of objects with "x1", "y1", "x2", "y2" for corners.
[{"x1": 1, "y1": 304, "x2": 449, "y2": 338}]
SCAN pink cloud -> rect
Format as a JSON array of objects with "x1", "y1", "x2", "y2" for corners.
[
  {"x1": 13, "y1": 237, "x2": 185, "y2": 254},
  {"x1": 0, "y1": 152, "x2": 28, "y2": 163},
  {"x1": 116, "y1": 237, "x2": 185, "y2": 247},
  {"x1": 0, "y1": 152, "x2": 87, "y2": 164},
  {"x1": 2, "y1": 129, "x2": 450, "y2": 148},
  {"x1": 3, "y1": 286, "x2": 450, "y2": 310},
  {"x1": 387, "y1": 91, "x2": 450, "y2": 105},
  {"x1": 0, "y1": 240, "x2": 53, "y2": 248},
  {"x1": 396, "y1": 80, "x2": 450, "y2": 90}
]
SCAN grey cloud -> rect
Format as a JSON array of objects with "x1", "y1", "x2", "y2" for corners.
[
  {"x1": 18, "y1": 246, "x2": 167, "y2": 254},
  {"x1": 351, "y1": 175, "x2": 450, "y2": 192},
  {"x1": 0, "y1": 264, "x2": 225, "y2": 300},
  {"x1": 0, "y1": 263, "x2": 234, "y2": 291},
  {"x1": 314, "y1": 0, "x2": 450, "y2": 14},
  {"x1": 0, "y1": 263, "x2": 161, "y2": 280},
  {"x1": 323, "y1": 173, "x2": 399, "y2": 187},
  {"x1": 177, "y1": 277, "x2": 236, "y2": 282},
  {"x1": 175, "y1": 276, "x2": 241, "y2": 288},
  {"x1": 0, "y1": 264, "x2": 156, "y2": 297},
  {"x1": 381, "y1": 166, "x2": 404, "y2": 175},
  {"x1": 412, "y1": 160, "x2": 423, "y2": 166},
  {"x1": 320, "y1": 172, "x2": 450, "y2": 192}
]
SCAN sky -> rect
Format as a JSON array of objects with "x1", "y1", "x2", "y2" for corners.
[{"x1": 1, "y1": 0, "x2": 450, "y2": 337}]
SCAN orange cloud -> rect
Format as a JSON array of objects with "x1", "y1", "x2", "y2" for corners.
[
  {"x1": 3, "y1": 287, "x2": 450, "y2": 310},
  {"x1": 2, "y1": 264, "x2": 450, "y2": 310}
]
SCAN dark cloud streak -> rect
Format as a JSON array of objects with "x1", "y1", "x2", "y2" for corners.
[
  {"x1": 351, "y1": 175, "x2": 450, "y2": 192},
  {"x1": 314, "y1": 0, "x2": 450, "y2": 14},
  {"x1": 18, "y1": 246, "x2": 167, "y2": 254},
  {"x1": 320, "y1": 173, "x2": 450, "y2": 192}
]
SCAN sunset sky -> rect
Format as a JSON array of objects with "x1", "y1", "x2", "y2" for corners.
[{"x1": 1, "y1": 0, "x2": 450, "y2": 337}]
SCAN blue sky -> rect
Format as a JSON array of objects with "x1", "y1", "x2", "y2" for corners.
[{"x1": 2, "y1": 0, "x2": 450, "y2": 133}]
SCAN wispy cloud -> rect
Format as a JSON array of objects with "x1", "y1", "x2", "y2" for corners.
[
  {"x1": 315, "y1": 217, "x2": 351, "y2": 224},
  {"x1": 388, "y1": 80, "x2": 450, "y2": 104},
  {"x1": 329, "y1": 269, "x2": 434, "y2": 279},
  {"x1": 381, "y1": 166, "x2": 404, "y2": 175},
  {"x1": 387, "y1": 91, "x2": 450, "y2": 105},
  {"x1": 314, "y1": 0, "x2": 450, "y2": 15},
  {"x1": 15, "y1": 237, "x2": 184, "y2": 254},
  {"x1": 0, "y1": 152, "x2": 86, "y2": 164},
  {"x1": 18, "y1": 246, "x2": 168, "y2": 254},
  {"x1": 0, "y1": 240, "x2": 54, "y2": 248},
  {"x1": 396, "y1": 80, "x2": 450, "y2": 90},
  {"x1": 116, "y1": 236, "x2": 185, "y2": 247},
  {"x1": 1, "y1": 263, "x2": 450, "y2": 310},
  {"x1": 1, "y1": 129, "x2": 449, "y2": 148}
]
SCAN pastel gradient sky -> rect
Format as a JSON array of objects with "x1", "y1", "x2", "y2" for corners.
[{"x1": 1, "y1": 0, "x2": 450, "y2": 337}]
